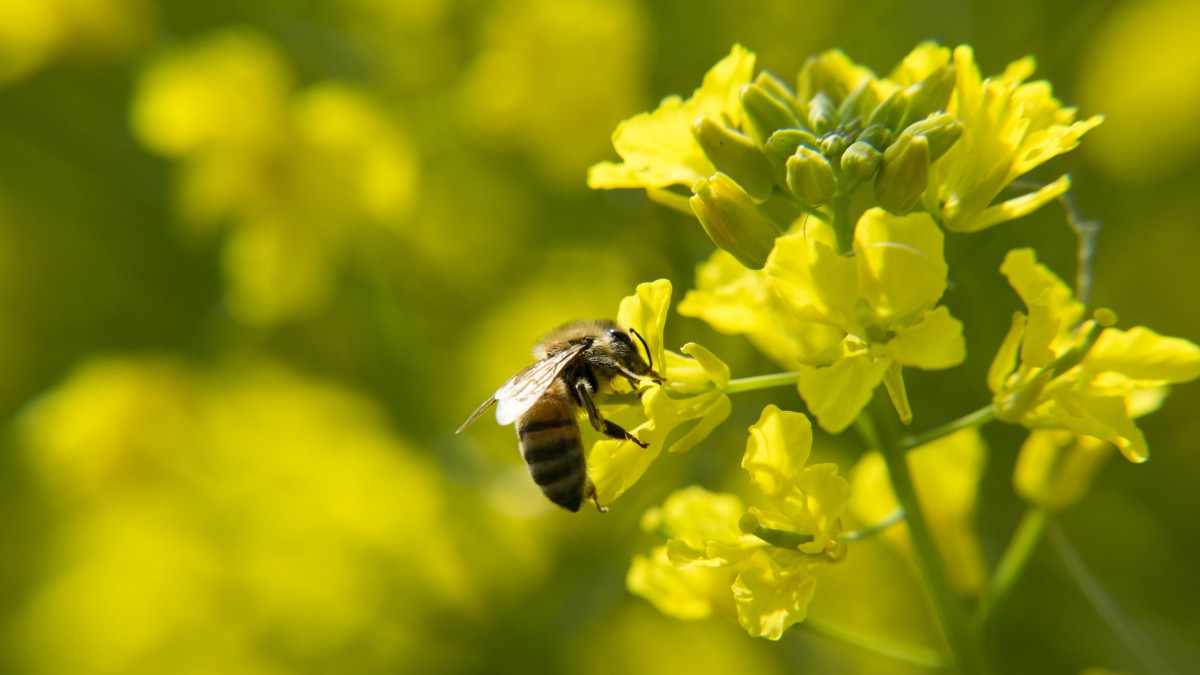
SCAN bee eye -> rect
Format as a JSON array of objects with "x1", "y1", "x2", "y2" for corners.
[{"x1": 608, "y1": 328, "x2": 631, "y2": 344}]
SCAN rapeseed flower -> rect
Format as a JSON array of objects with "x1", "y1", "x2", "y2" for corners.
[{"x1": 989, "y1": 249, "x2": 1200, "y2": 462}]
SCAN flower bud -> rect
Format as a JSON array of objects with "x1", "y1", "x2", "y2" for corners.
[
  {"x1": 754, "y1": 70, "x2": 796, "y2": 108},
  {"x1": 691, "y1": 172, "x2": 780, "y2": 269},
  {"x1": 764, "y1": 128, "x2": 819, "y2": 161},
  {"x1": 786, "y1": 146, "x2": 837, "y2": 208},
  {"x1": 874, "y1": 132, "x2": 930, "y2": 213},
  {"x1": 901, "y1": 112, "x2": 963, "y2": 162},
  {"x1": 819, "y1": 132, "x2": 848, "y2": 160},
  {"x1": 858, "y1": 123, "x2": 892, "y2": 150},
  {"x1": 806, "y1": 92, "x2": 836, "y2": 134},
  {"x1": 867, "y1": 88, "x2": 908, "y2": 130},
  {"x1": 840, "y1": 140, "x2": 883, "y2": 183},
  {"x1": 692, "y1": 116, "x2": 776, "y2": 201},
  {"x1": 741, "y1": 83, "x2": 800, "y2": 143},
  {"x1": 837, "y1": 79, "x2": 877, "y2": 121},
  {"x1": 902, "y1": 65, "x2": 956, "y2": 127}
]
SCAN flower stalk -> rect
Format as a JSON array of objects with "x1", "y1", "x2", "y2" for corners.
[{"x1": 864, "y1": 392, "x2": 988, "y2": 674}]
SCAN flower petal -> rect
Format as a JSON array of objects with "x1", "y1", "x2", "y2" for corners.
[
  {"x1": 1085, "y1": 327, "x2": 1200, "y2": 383},
  {"x1": 732, "y1": 553, "x2": 817, "y2": 640},
  {"x1": 887, "y1": 305, "x2": 966, "y2": 369},
  {"x1": 797, "y1": 352, "x2": 890, "y2": 433},
  {"x1": 742, "y1": 405, "x2": 813, "y2": 500}
]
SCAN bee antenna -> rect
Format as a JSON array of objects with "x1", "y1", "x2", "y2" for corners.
[{"x1": 630, "y1": 327, "x2": 653, "y2": 370}]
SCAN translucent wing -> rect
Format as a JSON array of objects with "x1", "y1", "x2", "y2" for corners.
[{"x1": 456, "y1": 343, "x2": 586, "y2": 432}]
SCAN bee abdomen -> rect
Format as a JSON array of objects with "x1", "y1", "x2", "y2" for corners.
[{"x1": 518, "y1": 412, "x2": 588, "y2": 512}]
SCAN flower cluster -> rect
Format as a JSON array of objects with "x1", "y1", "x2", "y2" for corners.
[
  {"x1": 131, "y1": 29, "x2": 418, "y2": 324},
  {"x1": 591, "y1": 43, "x2": 1105, "y2": 435},
  {"x1": 587, "y1": 41, "x2": 1200, "y2": 656},
  {"x1": 628, "y1": 406, "x2": 849, "y2": 639}
]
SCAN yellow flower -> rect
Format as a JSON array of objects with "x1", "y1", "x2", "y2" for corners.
[
  {"x1": 587, "y1": 45, "x2": 755, "y2": 212},
  {"x1": 924, "y1": 46, "x2": 1103, "y2": 233},
  {"x1": 588, "y1": 280, "x2": 731, "y2": 505},
  {"x1": 766, "y1": 209, "x2": 965, "y2": 432},
  {"x1": 989, "y1": 249, "x2": 1200, "y2": 462},
  {"x1": 678, "y1": 245, "x2": 844, "y2": 371},
  {"x1": 1014, "y1": 430, "x2": 1113, "y2": 511},
  {"x1": 131, "y1": 29, "x2": 418, "y2": 325},
  {"x1": 628, "y1": 407, "x2": 849, "y2": 640}
]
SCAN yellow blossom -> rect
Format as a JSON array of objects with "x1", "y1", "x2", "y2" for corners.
[
  {"x1": 588, "y1": 280, "x2": 731, "y2": 505},
  {"x1": 131, "y1": 29, "x2": 418, "y2": 325},
  {"x1": 989, "y1": 249, "x2": 1200, "y2": 462},
  {"x1": 588, "y1": 45, "x2": 755, "y2": 211},
  {"x1": 924, "y1": 46, "x2": 1103, "y2": 232},
  {"x1": 628, "y1": 407, "x2": 849, "y2": 640},
  {"x1": 766, "y1": 209, "x2": 965, "y2": 432},
  {"x1": 1014, "y1": 430, "x2": 1113, "y2": 511}
]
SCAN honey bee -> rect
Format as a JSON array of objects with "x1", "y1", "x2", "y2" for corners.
[{"x1": 457, "y1": 320, "x2": 664, "y2": 512}]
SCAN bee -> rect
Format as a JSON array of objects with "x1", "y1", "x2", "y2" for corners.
[{"x1": 457, "y1": 320, "x2": 664, "y2": 512}]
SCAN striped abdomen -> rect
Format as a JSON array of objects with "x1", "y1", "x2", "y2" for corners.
[{"x1": 517, "y1": 394, "x2": 589, "y2": 512}]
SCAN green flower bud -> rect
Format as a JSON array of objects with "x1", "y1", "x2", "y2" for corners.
[
  {"x1": 691, "y1": 172, "x2": 780, "y2": 269},
  {"x1": 692, "y1": 116, "x2": 776, "y2": 200},
  {"x1": 837, "y1": 79, "x2": 877, "y2": 121},
  {"x1": 867, "y1": 88, "x2": 908, "y2": 131},
  {"x1": 820, "y1": 133, "x2": 848, "y2": 160},
  {"x1": 786, "y1": 146, "x2": 837, "y2": 208},
  {"x1": 874, "y1": 132, "x2": 930, "y2": 213},
  {"x1": 764, "y1": 128, "x2": 819, "y2": 161},
  {"x1": 754, "y1": 70, "x2": 797, "y2": 109},
  {"x1": 741, "y1": 83, "x2": 801, "y2": 143},
  {"x1": 902, "y1": 65, "x2": 956, "y2": 127},
  {"x1": 806, "y1": 91, "x2": 836, "y2": 134},
  {"x1": 900, "y1": 112, "x2": 964, "y2": 163},
  {"x1": 840, "y1": 140, "x2": 883, "y2": 183},
  {"x1": 858, "y1": 123, "x2": 892, "y2": 150}
]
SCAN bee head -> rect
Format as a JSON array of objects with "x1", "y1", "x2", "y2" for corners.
[{"x1": 604, "y1": 325, "x2": 662, "y2": 383}]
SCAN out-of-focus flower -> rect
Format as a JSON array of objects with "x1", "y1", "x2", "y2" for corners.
[
  {"x1": 1014, "y1": 429, "x2": 1113, "y2": 511},
  {"x1": 461, "y1": 0, "x2": 648, "y2": 187},
  {"x1": 1080, "y1": 0, "x2": 1200, "y2": 184},
  {"x1": 629, "y1": 407, "x2": 849, "y2": 639},
  {"x1": 766, "y1": 209, "x2": 965, "y2": 432},
  {"x1": 588, "y1": 45, "x2": 755, "y2": 211},
  {"x1": 0, "y1": 0, "x2": 153, "y2": 84},
  {"x1": 15, "y1": 356, "x2": 544, "y2": 675},
  {"x1": 850, "y1": 428, "x2": 988, "y2": 595},
  {"x1": 588, "y1": 280, "x2": 730, "y2": 506},
  {"x1": 924, "y1": 46, "x2": 1102, "y2": 233},
  {"x1": 989, "y1": 248, "x2": 1200, "y2": 462},
  {"x1": 131, "y1": 29, "x2": 418, "y2": 325}
]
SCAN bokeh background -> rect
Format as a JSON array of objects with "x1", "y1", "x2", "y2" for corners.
[{"x1": 1, "y1": 0, "x2": 1198, "y2": 673}]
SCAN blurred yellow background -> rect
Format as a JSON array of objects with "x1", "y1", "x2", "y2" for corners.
[{"x1": 1, "y1": 1, "x2": 1198, "y2": 673}]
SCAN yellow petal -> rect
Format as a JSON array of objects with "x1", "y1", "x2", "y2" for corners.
[
  {"x1": 617, "y1": 278, "x2": 672, "y2": 370},
  {"x1": 886, "y1": 305, "x2": 966, "y2": 370},
  {"x1": 1086, "y1": 327, "x2": 1200, "y2": 383},
  {"x1": 732, "y1": 553, "x2": 817, "y2": 639},
  {"x1": 853, "y1": 208, "x2": 948, "y2": 324},
  {"x1": 797, "y1": 352, "x2": 890, "y2": 433},
  {"x1": 742, "y1": 405, "x2": 813, "y2": 499}
]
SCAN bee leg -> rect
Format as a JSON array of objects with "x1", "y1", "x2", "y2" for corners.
[
  {"x1": 574, "y1": 380, "x2": 649, "y2": 448},
  {"x1": 586, "y1": 482, "x2": 608, "y2": 513}
]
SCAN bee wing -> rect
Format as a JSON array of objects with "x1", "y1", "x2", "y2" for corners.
[
  {"x1": 455, "y1": 343, "x2": 586, "y2": 432},
  {"x1": 493, "y1": 343, "x2": 586, "y2": 426}
]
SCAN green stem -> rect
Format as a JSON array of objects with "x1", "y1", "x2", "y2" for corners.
[
  {"x1": 978, "y1": 506, "x2": 1047, "y2": 623},
  {"x1": 725, "y1": 371, "x2": 801, "y2": 394},
  {"x1": 803, "y1": 617, "x2": 950, "y2": 670},
  {"x1": 902, "y1": 405, "x2": 996, "y2": 450},
  {"x1": 1048, "y1": 522, "x2": 1173, "y2": 675},
  {"x1": 839, "y1": 506, "x2": 906, "y2": 543},
  {"x1": 864, "y1": 393, "x2": 988, "y2": 674},
  {"x1": 829, "y1": 192, "x2": 853, "y2": 255}
]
